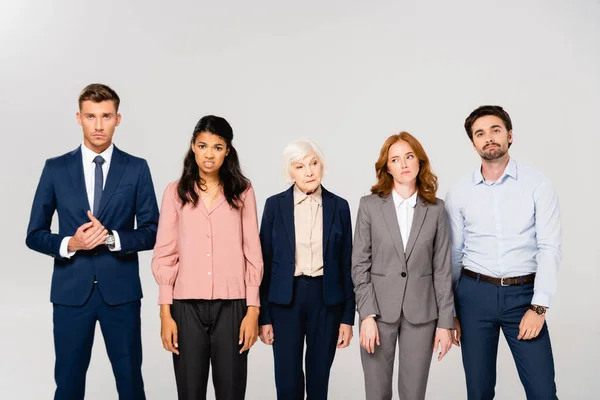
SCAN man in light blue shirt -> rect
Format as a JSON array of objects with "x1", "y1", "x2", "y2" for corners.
[{"x1": 446, "y1": 105, "x2": 561, "y2": 400}]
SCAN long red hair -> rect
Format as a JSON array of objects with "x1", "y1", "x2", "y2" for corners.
[{"x1": 371, "y1": 132, "x2": 438, "y2": 204}]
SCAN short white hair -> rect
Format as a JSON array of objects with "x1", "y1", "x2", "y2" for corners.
[{"x1": 282, "y1": 140, "x2": 327, "y2": 184}]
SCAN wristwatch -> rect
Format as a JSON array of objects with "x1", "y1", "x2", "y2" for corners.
[
  {"x1": 529, "y1": 304, "x2": 546, "y2": 316},
  {"x1": 105, "y1": 230, "x2": 116, "y2": 250}
]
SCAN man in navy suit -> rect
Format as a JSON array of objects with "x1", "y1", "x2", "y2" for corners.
[{"x1": 26, "y1": 83, "x2": 159, "y2": 400}]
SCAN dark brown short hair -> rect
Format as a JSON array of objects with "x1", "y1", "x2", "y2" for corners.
[
  {"x1": 464, "y1": 105, "x2": 512, "y2": 142},
  {"x1": 78, "y1": 83, "x2": 120, "y2": 111},
  {"x1": 371, "y1": 132, "x2": 438, "y2": 204}
]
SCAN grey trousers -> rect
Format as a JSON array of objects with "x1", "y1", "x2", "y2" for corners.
[{"x1": 360, "y1": 315, "x2": 437, "y2": 400}]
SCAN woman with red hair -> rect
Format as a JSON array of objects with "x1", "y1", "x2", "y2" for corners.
[{"x1": 352, "y1": 132, "x2": 454, "y2": 400}]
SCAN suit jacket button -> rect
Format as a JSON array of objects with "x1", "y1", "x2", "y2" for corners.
[{"x1": 401, "y1": 272, "x2": 407, "y2": 278}]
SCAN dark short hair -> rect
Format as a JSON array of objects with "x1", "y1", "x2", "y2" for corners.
[
  {"x1": 78, "y1": 83, "x2": 120, "y2": 111},
  {"x1": 464, "y1": 105, "x2": 512, "y2": 141}
]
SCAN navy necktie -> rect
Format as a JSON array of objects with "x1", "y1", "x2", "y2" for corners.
[{"x1": 93, "y1": 155, "x2": 105, "y2": 215}]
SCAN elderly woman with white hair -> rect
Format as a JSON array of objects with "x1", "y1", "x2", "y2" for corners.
[{"x1": 258, "y1": 140, "x2": 355, "y2": 400}]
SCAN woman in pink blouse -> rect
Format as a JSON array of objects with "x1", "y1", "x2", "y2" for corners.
[{"x1": 151, "y1": 115, "x2": 263, "y2": 400}]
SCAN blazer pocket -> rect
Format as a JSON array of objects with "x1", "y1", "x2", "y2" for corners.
[
  {"x1": 370, "y1": 272, "x2": 385, "y2": 277},
  {"x1": 421, "y1": 272, "x2": 433, "y2": 277}
]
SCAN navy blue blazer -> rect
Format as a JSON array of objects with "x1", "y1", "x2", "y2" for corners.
[
  {"x1": 26, "y1": 145, "x2": 159, "y2": 306},
  {"x1": 259, "y1": 185, "x2": 355, "y2": 326}
]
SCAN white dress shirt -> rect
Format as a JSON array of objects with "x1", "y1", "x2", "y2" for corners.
[
  {"x1": 392, "y1": 189, "x2": 418, "y2": 251},
  {"x1": 59, "y1": 143, "x2": 121, "y2": 258}
]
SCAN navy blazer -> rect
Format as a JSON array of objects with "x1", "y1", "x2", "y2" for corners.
[
  {"x1": 259, "y1": 185, "x2": 355, "y2": 326},
  {"x1": 26, "y1": 145, "x2": 159, "y2": 306}
]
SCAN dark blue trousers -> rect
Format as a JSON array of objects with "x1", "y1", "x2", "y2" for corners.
[
  {"x1": 270, "y1": 276, "x2": 342, "y2": 400},
  {"x1": 53, "y1": 284, "x2": 145, "y2": 400},
  {"x1": 455, "y1": 274, "x2": 557, "y2": 400}
]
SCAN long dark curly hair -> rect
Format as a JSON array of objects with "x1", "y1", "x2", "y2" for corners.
[{"x1": 177, "y1": 115, "x2": 249, "y2": 209}]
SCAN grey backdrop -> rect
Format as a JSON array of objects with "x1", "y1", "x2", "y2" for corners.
[{"x1": 1, "y1": 0, "x2": 599, "y2": 399}]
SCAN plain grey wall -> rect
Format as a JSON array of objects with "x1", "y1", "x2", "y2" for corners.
[{"x1": 1, "y1": 0, "x2": 599, "y2": 398}]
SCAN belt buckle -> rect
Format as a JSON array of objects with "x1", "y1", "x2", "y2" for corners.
[{"x1": 500, "y1": 277, "x2": 508, "y2": 287}]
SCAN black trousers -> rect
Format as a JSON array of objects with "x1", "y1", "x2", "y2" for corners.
[{"x1": 171, "y1": 299, "x2": 248, "y2": 400}]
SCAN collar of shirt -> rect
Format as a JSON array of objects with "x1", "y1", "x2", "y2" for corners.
[
  {"x1": 293, "y1": 184, "x2": 323, "y2": 206},
  {"x1": 472, "y1": 158, "x2": 518, "y2": 186},
  {"x1": 81, "y1": 142, "x2": 114, "y2": 168},
  {"x1": 391, "y1": 189, "x2": 418, "y2": 209}
]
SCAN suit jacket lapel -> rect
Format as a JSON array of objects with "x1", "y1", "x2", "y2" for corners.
[
  {"x1": 65, "y1": 147, "x2": 91, "y2": 213},
  {"x1": 279, "y1": 185, "x2": 296, "y2": 253},
  {"x1": 97, "y1": 146, "x2": 128, "y2": 218},
  {"x1": 381, "y1": 195, "x2": 407, "y2": 267},
  {"x1": 321, "y1": 186, "x2": 335, "y2": 255},
  {"x1": 405, "y1": 198, "x2": 428, "y2": 261}
]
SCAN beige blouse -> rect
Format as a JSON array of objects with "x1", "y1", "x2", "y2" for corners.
[{"x1": 293, "y1": 185, "x2": 324, "y2": 277}]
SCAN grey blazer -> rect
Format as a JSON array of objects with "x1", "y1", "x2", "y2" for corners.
[{"x1": 351, "y1": 193, "x2": 454, "y2": 329}]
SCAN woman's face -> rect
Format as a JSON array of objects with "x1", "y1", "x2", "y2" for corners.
[
  {"x1": 290, "y1": 153, "x2": 322, "y2": 194},
  {"x1": 387, "y1": 140, "x2": 420, "y2": 186},
  {"x1": 191, "y1": 131, "x2": 229, "y2": 177}
]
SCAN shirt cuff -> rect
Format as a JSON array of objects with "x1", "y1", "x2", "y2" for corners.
[
  {"x1": 110, "y1": 230, "x2": 122, "y2": 252},
  {"x1": 245, "y1": 286, "x2": 260, "y2": 307},
  {"x1": 362, "y1": 314, "x2": 377, "y2": 321},
  {"x1": 59, "y1": 237, "x2": 76, "y2": 259},
  {"x1": 158, "y1": 285, "x2": 174, "y2": 305},
  {"x1": 531, "y1": 293, "x2": 551, "y2": 309}
]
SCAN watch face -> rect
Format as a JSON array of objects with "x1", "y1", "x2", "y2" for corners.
[{"x1": 531, "y1": 306, "x2": 545, "y2": 315}]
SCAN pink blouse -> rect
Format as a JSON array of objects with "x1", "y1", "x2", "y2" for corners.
[{"x1": 151, "y1": 181, "x2": 264, "y2": 306}]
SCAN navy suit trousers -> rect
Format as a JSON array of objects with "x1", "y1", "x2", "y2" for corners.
[
  {"x1": 270, "y1": 276, "x2": 342, "y2": 400},
  {"x1": 53, "y1": 284, "x2": 145, "y2": 400},
  {"x1": 456, "y1": 274, "x2": 557, "y2": 400}
]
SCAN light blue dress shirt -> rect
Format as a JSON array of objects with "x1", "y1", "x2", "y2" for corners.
[{"x1": 445, "y1": 159, "x2": 562, "y2": 307}]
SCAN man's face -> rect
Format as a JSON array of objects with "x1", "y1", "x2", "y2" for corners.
[
  {"x1": 77, "y1": 100, "x2": 121, "y2": 153},
  {"x1": 471, "y1": 115, "x2": 512, "y2": 161}
]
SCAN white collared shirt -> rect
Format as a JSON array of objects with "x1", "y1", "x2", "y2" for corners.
[
  {"x1": 81, "y1": 142, "x2": 114, "y2": 210},
  {"x1": 59, "y1": 143, "x2": 121, "y2": 258},
  {"x1": 392, "y1": 190, "x2": 418, "y2": 251}
]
